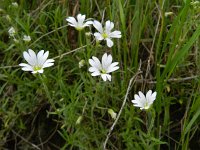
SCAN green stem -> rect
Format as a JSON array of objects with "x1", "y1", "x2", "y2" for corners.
[
  {"x1": 78, "y1": 31, "x2": 83, "y2": 46},
  {"x1": 39, "y1": 74, "x2": 56, "y2": 110},
  {"x1": 147, "y1": 109, "x2": 155, "y2": 135}
]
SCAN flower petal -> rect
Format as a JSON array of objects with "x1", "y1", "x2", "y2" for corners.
[
  {"x1": 37, "y1": 50, "x2": 45, "y2": 64},
  {"x1": 149, "y1": 91, "x2": 157, "y2": 103},
  {"x1": 138, "y1": 91, "x2": 147, "y2": 106},
  {"x1": 19, "y1": 63, "x2": 33, "y2": 71},
  {"x1": 131, "y1": 99, "x2": 144, "y2": 108},
  {"x1": 23, "y1": 49, "x2": 37, "y2": 66},
  {"x1": 38, "y1": 50, "x2": 49, "y2": 65},
  {"x1": 38, "y1": 69, "x2": 44, "y2": 73},
  {"x1": 109, "y1": 31, "x2": 122, "y2": 38},
  {"x1": 43, "y1": 59, "x2": 55, "y2": 68},
  {"x1": 106, "y1": 74, "x2": 111, "y2": 81},
  {"x1": 106, "y1": 38, "x2": 114, "y2": 47},
  {"x1": 146, "y1": 90, "x2": 152, "y2": 99},
  {"x1": 102, "y1": 53, "x2": 112, "y2": 70},
  {"x1": 93, "y1": 20, "x2": 103, "y2": 33},
  {"x1": 77, "y1": 14, "x2": 85, "y2": 26},
  {"x1": 94, "y1": 32, "x2": 104, "y2": 41},
  {"x1": 91, "y1": 71, "x2": 101, "y2": 76},
  {"x1": 101, "y1": 74, "x2": 107, "y2": 81},
  {"x1": 83, "y1": 21, "x2": 93, "y2": 27},
  {"x1": 89, "y1": 57, "x2": 101, "y2": 70},
  {"x1": 106, "y1": 62, "x2": 119, "y2": 73},
  {"x1": 105, "y1": 20, "x2": 114, "y2": 33},
  {"x1": 138, "y1": 91, "x2": 145, "y2": 100},
  {"x1": 134, "y1": 94, "x2": 141, "y2": 101},
  {"x1": 152, "y1": 91, "x2": 157, "y2": 98},
  {"x1": 89, "y1": 66, "x2": 99, "y2": 73},
  {"x1": 66, "y1": 17, "x2": 78, "y2": 27}
]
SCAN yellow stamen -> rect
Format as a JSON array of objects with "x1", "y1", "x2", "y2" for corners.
[
  {"x1": 33, "y1": 65, "x2": 42, "y2": 71},
  {"x1": 102, "y1": 33, "x2": 108, "y2": 38},
  {"x1": 101, "y1": 69, "x2": 107, "y2": 74}
]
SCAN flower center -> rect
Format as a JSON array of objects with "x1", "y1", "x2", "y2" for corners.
[
  {"x1": 33, "y1": 65, "x2": 42, "y2": 71},
  {"x1": 144, "y1": 102, "x2": 150, "y2": 110},
  {"x1": 75, "y1": 25, "x2": 83, "y2": 31},
  {"x1": 102, "y1": 32, "x2": 108, "y2": 38},
  {"x1": 101, "y1": 69, "x2": 107, "y2": 74}
]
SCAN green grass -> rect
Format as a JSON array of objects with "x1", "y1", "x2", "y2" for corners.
[{"x1": 0, "y1": 0, "x2": 200, "y2": 149}]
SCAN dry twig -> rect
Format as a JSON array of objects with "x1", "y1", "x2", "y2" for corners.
[{"x1": 103, "y1": 69, "x2": 142, "y2": 149}]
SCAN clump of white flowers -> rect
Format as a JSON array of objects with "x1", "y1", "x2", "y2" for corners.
[
  {"x1": 93, "y1": 20, "x2": 122, "y2": 47},
  {"x1": 66, "y1": 14, "x2": 93, "y2": 31},
  {"x1": 88, "y1": 53, "x2": 119, "y2": 81},
  {"x1": 19, "y1": 49, "x2": 55, "y2": 74},
  {"x1": 66, "y1": 13, "x2": 122, "y2": 47},
  {"x1": 131, "y1": 90, "x2": 157, "y2": 110}
]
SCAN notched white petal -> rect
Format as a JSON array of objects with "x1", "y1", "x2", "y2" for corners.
[
  {"x1": 106, "y1": 38, "x2": 113, "y2": 47},
  {"x1": 109, "y1": 31, "x2": 122, "y2": 38},
  {"x1": 101, "y1": 74, "x2": 107, "y2": 81},
  {"x1": 91, "y1": 71, "x2": 100, "y2": 76},
  {"x1": 94, "y1": 32, "x2": 104, "y2": 41},
  {"x1": 93, "y1": 20, "x2": 103, "y2": 33}
]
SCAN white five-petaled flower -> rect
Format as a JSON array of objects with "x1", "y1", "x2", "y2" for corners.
[
  {"x1": 8, "y1": 27, "x2": 16, "y2": 37},
  {"x1": 19, "y1": 49, "x2": 55, "y2": 74},
  {"x1": 23, "y1": 35, "x2": 31, "y2": 42},
  {"x1": 66, "y1": 14, "x2": 93, "y2": 31},
  {"x1": 131, "y1": 90, "x2": 157, "y2": 110},
  {"x1": 93, "y1": 20, "x2": 121, "y2": 47},
  {"x1": 89, "y1": 53, "x2": 119, "y2": 81}
]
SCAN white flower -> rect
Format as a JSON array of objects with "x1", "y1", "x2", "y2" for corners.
[
  {"x1": 93, "y1": 20, "x2": 121, "y2": 47},
  {"x1": 8, "y1": 27, "x2": 16, "y2": 37},
  {"x1": 19, "y1": 49, "x2": 55, "y2": 74},
  {"x1": 131, "y1": 90, "x2": 157, "y2": 110},
  {"x1": 66, "y1": 14, "x2": 93, "y2": 31},
  {"x1": 89, "y1": 53, "x2": 119, "y2": 81},
  {"x1": 23, "y1": 35, "x2": 31, "y2": 42}
]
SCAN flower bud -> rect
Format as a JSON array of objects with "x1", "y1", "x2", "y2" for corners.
[
  {"x1": 23, "y1": 35, "x2": 31, "y2": 42},
  {"x1": 165, "y1": 12, "x2": 174, "y2": 17},
  {"x1": 13, "y1": 38, "x2": 19, "y2": 43},
  {"x1": 79, "y1": 59, "x2": 85, "y2": 68},
  {"x1": 6, "y1": 15, "x2": 11, "y2": 22},
  {"x1": 108, "y1": 109, "x2": 117, "y2": 120},
  {"x1": 76, "y1": 116, "x2": 83, "y2": 125},
  {"x1": 8, "y1": 27, "x2": 16, "y2": 37}
]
